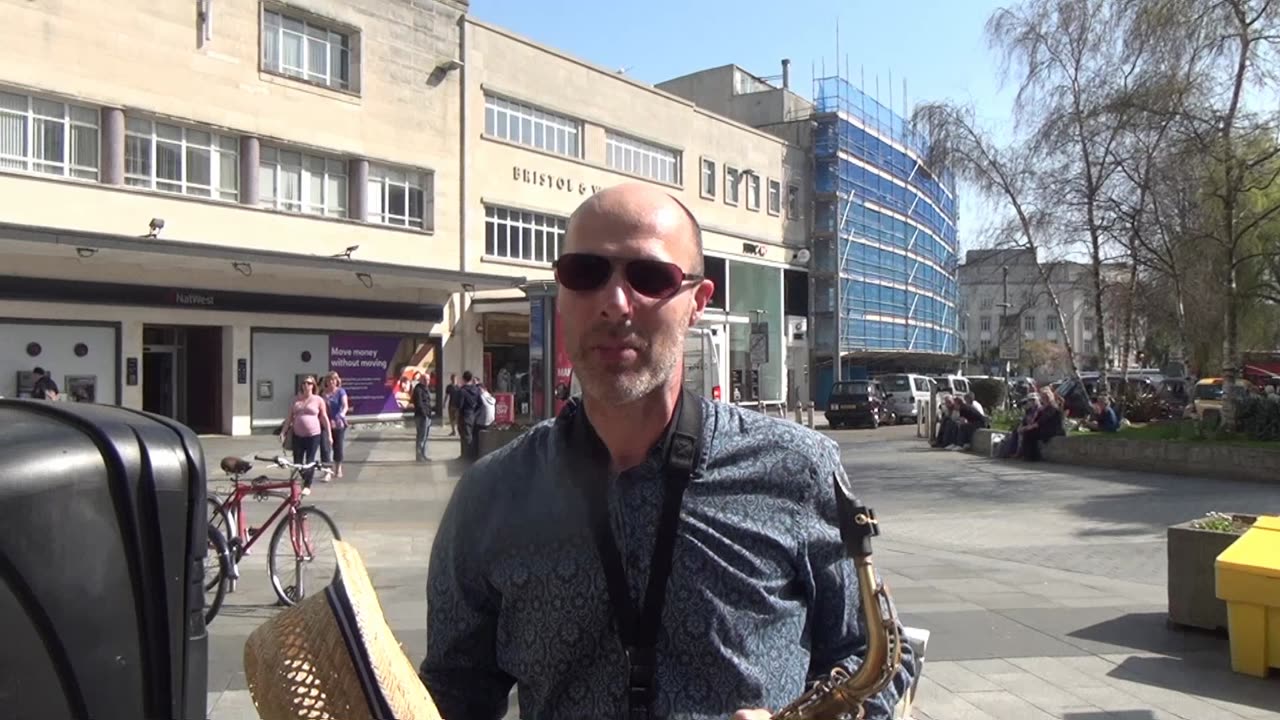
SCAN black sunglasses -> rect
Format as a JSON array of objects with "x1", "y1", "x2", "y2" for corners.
[{"x1": 553, "y1": 253, "x2": 704, "y2": 299}]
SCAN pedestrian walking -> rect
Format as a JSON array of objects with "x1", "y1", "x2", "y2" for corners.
[{"x1": 320, "y1": 372, "x2": 349, "y2": 478}]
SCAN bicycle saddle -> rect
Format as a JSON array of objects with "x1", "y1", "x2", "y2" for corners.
[{"x1": 220, "y1": 456, "x2": 253, "y2": 475}]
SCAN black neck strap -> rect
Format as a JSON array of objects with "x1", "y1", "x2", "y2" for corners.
[{"x1": 561, "y1": 389, "x2": 704, "y2": 720}]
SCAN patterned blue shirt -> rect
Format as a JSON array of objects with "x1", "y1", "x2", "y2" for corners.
[{"x1": 420, "y1": 396, "x2": 917, "y2": 720}]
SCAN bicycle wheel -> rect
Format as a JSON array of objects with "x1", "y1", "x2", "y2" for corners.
[
  {"x1": 267, "y1": 506, "x2": 341, "y2": 607},
  {"x1": 207, "y1": 494, "x2": 234, "y2": 544},
  {"x1": 205, "y1": 525, "x2": 231, "y2": 625}
]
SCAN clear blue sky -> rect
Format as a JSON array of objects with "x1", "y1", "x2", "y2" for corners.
[{"x1": 469, "y1": 0, "x2": 1018, "y2": 253}]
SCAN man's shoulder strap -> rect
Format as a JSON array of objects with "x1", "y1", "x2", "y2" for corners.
[{"x1": 664, "y1": 389, "x2": 704, "y2": 483}]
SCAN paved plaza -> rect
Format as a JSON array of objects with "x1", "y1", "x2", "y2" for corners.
[{"x1": 202, "y1": 419, "x2": 1280, "y2": 720}]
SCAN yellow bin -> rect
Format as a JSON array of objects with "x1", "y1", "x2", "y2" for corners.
[{"x1": 1215, "y1": 515, "x2": 1280, "y2": 677}]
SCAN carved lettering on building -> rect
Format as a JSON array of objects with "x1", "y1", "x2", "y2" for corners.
[
  {"x1": 173, "y1": 291, "x2": 215, "y2": 306},
  {"x1": 742, "y1": 242, "x2": 768, "y2": 258},
  {"x1": 512, "y1": 165, "x2": 602, "y2": 196}
]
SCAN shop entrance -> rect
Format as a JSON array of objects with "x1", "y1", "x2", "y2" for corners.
[
  {"x1": 481, "y1": 312, "x2": 532, "y2": 417},
  {"x1": 142, "y1": 325, "x2": 223, "y2": 434}
]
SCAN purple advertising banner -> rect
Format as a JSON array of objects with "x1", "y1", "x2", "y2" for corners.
[{"x1": 329, "y1": 333, "x2": 441, "y2": 416}]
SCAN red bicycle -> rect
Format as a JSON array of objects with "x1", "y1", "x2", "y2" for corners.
[{"x1": 205, "y1": 454, "x2": 341, "y2": 618}]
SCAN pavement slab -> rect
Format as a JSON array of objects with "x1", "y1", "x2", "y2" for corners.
[{"x1": 200, "y1": 422, "x2": 1280, "y2": 720}]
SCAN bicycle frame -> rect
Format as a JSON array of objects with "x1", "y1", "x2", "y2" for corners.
[{"x1": 217, "y1": 476, "x2": 302, "y2": 558}]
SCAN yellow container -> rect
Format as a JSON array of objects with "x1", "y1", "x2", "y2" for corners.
[{"x1": 1215, "y1": 515, "x2": 1280, "y2": 677}]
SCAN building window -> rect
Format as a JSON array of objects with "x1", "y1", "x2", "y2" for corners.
[
  {"x1": 746, "y1": 173, "x2": 761, "y2": 211},
  {"x1": 0, "y1": 90, "x2": 99, "y2": 180},
  {"x1": 959, "y1": 315, "x2": 967, "y2": 332},
  {"x1": 484, "y1": 94, "x2": 580, "y2": 158},
  {"x1": 484, "y1": 205, "x2": 565, "y2": 264},
  {"x1": 261, "y1": 8, "x2": 354, "y2": 91},
  {"x1": 1046, "y1": 315, "x2": 1059, "y2": 330},
  {"x1": 1024, "y1": 314, "x2": 1037, "y2": 331},
  {"x1": 258, "y1": 146, "x2": 347, "y2": 217},
  {"x1": 786, "y1": 184, "x2": 800, "y2": 218},
  {"x1": 124, "y1": 118, "x2": 238, "y2": 201},
  {"x1": 980, "y1": 339, "x2": 991, "y2": 354},
  {"x1": 767, "y1": 179, "x2": 781, "y2": 215},
  {"x1": 606, "y1": 131, "x2": 679, "y2": 185},
  {"x1": 725, "y1": 166, "x2": 741, "y2": 206},
  {"x1": 367, "y1": 164, "x2": 432, "y2": 230},
  {"x1": 700, "y1": 158, "x2": 716, "y2": 198},
  {"x1": 980, "y1": 316, "x2": 991, "y2": 332},
  {"x1": 980, "y1": 297, "x2": 993, "y2": 310}
]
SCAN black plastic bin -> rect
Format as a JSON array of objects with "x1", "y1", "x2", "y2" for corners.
[{"x1": 0, "y1": 399, "x2": 209, "y2": 720}]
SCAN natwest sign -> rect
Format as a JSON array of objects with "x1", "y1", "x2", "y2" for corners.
[{"x1": 512, "y1": 165, "x2": 603, "y2": 196}]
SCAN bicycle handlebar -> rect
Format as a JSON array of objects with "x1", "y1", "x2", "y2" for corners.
[{"x1": 251, "y1": 454, "x2": 334, "y2": 475}]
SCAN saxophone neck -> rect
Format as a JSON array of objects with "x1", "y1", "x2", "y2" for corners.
[{"x1": 833, "y1": 472, "x2": 880, "y2": 559}]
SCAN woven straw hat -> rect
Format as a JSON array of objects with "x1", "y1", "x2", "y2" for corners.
[{"x1": 243, "y1": 540, "x2": 443, "y2": 720}]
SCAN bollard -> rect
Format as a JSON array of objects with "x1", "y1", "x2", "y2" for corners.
[
  {"x1": 794, "y1": 403, "x2": 802, "y2": 424},
  {"x1": 806, "y1": 402, "x2": 815, "y2": 429}
]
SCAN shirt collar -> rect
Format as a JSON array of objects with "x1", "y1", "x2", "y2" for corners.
[{"x1": 567, "y1": 391, "x2": 687, "y2": 473}]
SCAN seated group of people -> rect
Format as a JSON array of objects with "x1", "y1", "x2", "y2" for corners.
[
  {"x1": 994, "y1": 388, "x2": 1067, "y2": 461},
  {"x1": 932, "y1": 392, "x2": 989, "y2": 450}
]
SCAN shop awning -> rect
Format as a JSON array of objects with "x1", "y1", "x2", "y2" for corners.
[{"x1": 0, "y1": 221, "x2": 526, "y2": 295}]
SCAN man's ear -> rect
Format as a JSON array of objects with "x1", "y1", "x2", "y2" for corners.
[{"x1": 689, "y1": 278, "x2": 715, "y2": 325}]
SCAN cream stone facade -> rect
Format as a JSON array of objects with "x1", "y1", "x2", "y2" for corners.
[
  {"x1": 456, "y1": 20, "x2": 812, "y2": 414},
  {"x1": 0, "y1": 0, "x2": 522, "y2": 435},
  {"x1": 0, "y1": 2, "x2": 815, "y2": 434}
]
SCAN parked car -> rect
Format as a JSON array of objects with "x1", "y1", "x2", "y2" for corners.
[
  {"x1": 826, "y1": 379, "x2": 897, "y2": 429},
  {"x1": 875, "y1": 373, "x2": 933, "y2": 423}
]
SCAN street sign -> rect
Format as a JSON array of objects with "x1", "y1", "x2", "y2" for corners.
[
  {"x1": 998, "y1": 314, "x2": 1021, "y2": 361},
  {"x1": 749, "y1": 322, "x2": 769, "y2": 365}
]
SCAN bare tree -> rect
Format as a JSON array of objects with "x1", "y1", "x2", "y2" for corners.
[
  {"x1": 987, "y1": 0, "x2": 1152, "y2": 375},
  {"x1": 1125, "y1": 0, "x2": 1280, "y2": 426},
  {"x1": 913, "y1": 103, "x2": 1082, "y2": 377}
]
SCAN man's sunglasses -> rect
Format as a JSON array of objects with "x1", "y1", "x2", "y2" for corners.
[{"x1": 553, "y1": 253, "x2": 704, "y2": 299}]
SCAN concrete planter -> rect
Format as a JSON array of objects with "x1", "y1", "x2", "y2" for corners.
[
  {"x1": 1041, "y1": 435, "x2": 1280, "y2": 484},
  {"x1": 1166, "y1": 515, "x2": 1255, "y2": 632},
  {"x1": 476, "y1": 426, "x2": 531, "y2": 458}
]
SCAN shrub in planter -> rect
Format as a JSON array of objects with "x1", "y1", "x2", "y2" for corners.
[
  {"x1": 476, "y1": 423, "x2": 536, "y2": 458},
  {"x1": 969, "y1": 377, "x2": 1008, "y2": 411},
  {"x1": 1167, "y1": 511, "x2": 1257, "y2": 632},
  {"x1": 1236, "y1": 396, "x2": 1280, "y2": 440}
]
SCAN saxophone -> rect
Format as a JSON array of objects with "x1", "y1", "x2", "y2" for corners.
[{"x1": 771, "y1": 474, "x2": 904, "y2": 720}]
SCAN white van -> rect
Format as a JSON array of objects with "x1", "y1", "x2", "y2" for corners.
[
  {"x1": 683, "y1": 327, "x2": 726, "y2": 401},
  {"x1": 876, "y1": 373, "x2": 934, "y2": 422}
]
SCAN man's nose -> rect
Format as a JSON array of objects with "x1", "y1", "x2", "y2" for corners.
[{"x1": 597, "y1": 267, "x2": 634, "y2": 319}]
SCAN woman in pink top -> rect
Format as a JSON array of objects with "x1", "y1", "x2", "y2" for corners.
[{"x1": 280, "y1": 375, "x2": 332, "y2": 492}]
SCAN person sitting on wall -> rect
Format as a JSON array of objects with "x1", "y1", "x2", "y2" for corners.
[
  {"x1": 932, "y1": 395, "x2": 961, "y2": 449},
  {"x1": 995, "y1": 394, "x2": 1041, "y2": 458},
  {"x1": 955, "y1": 392, "x2": 989, "y2": 450},
  {"x1": 1084, "y1": 394, "x2": 1120, "y2": 433},
  {"x1": 1018, "y1": 388, "x2": 1065, "y2": 461}
]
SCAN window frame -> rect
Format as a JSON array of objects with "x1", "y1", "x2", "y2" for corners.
[
  {"x1": 0, "y1": 89, "x2": 100, "y2": 181},
  {"x1": 746, "y1": 172, "x2": 761, "y2": 211},
  {"x1": 483, "y1": 205, "x2": 567, "y2": 265},
  {"x1": 786, "y1": 184, "x2": 800, "y2": 219},
  {"x1": 123, "y1": 116, "x2": 239, "y2": 201},
  {"x1": 767, "y1": 178, "x2": 781, "y2": 216},
  {"x1": 724, "y1": 165, "x2": 741, "y2": 206},
  {"x1": 700, "y1": 157, "x2": 716, "y2": 199},
  {"x1": 483, "y1": 93, "x2": 581, "y2": 159},
  {"x1": 605, "y1": 131, "x2": 681, "y2": 186},
  {"x1": 258, "y1": 144, "x2": 348, "y2": 218},
  {"x1": 260, "y1": 5, "x2": 359, "y2": 93},
  {"x1": 367, "y1": 163, "x2": 433, "y2": 231}
]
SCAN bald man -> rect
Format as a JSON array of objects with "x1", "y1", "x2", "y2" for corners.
[{"x1": 421, "y1": 183, "x2": 916, "y2": 720}]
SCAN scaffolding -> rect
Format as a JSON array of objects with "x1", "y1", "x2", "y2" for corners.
[{"x1": 810, "y1": 72, "x2": 961, "y2": 383}]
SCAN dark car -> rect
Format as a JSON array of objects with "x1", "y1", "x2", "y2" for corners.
[{"x1": 826, "y1": 380, "x2": 896, "y2": 429}]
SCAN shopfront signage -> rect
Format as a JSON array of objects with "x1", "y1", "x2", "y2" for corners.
[
  {"x1": 512, "y1": 165, "x2": 603, "y2": 196},
  {"x1": 0, "y1": 276, "x2": 443, "y2": 323},
  {"x1": 483, "y1": 312, "x2": 530, "y2": 345},
  {"x1": 742, "y1": 242, "x2": 768, "y2": 258},
  {"x1": 329, "y1": 334, "x2": 439, "y2": 416},
  {"x1": 494, "y1": 392, "x2": 515, "y2": 425}
]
